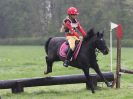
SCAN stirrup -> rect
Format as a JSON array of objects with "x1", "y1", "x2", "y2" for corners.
[{"x1": 63, "y1": 60, "x2": 69, "y2": 67}]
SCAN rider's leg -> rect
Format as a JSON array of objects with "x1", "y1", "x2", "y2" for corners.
[
  {"x1": 63, "y1": 48, "x2": 73, "y2": 67},
  {"x1": 63, "y1": 36, "x2": 77, "y2": 67}
]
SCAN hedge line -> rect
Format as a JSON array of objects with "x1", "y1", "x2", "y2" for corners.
[
  {"x1": 0, "y1": 37, "x2": 133, "y2": 47},
  {"x1": 0, "y1": 37, "x2": 48, "y2": 45}
]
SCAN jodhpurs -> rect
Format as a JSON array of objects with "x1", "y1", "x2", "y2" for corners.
[{"x1": 66, "y1": 36, "x2": 80, "y2": 51}]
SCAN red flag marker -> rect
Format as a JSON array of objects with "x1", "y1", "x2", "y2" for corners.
[{"x1": 117, "y1": 24, "x2": 123, "y2": 39}]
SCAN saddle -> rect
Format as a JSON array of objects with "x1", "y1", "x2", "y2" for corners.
[{"x1": 58, "y1": 40, "x2": 82, "y2": 60}]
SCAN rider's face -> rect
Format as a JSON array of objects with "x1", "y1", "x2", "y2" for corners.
[{"x1": 69, "y1": 14, "x2": 77, "y2": 19}]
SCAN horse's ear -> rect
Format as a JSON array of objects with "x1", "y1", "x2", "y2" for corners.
[
  {"x1": 101, "y1": 33, "x2": 103, "y2": 37},
  {"x1": 97, "y1": 32, "x2": 100, "y2": 37},
  {"x1": 97, "y1": 31, "x2": 103, "y2": 37},
  {"x1": 101, "y1": 30, "x2": 104, "y2": 36}
]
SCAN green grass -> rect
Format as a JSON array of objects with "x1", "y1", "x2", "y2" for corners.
[{"x1": 0, "y1": 46, "x2": 133, "y2": 99}]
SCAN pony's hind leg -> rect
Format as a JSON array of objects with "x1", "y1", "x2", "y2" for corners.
[{"x1": 44, "y1": 56, "x2": 53, "y2": 74}]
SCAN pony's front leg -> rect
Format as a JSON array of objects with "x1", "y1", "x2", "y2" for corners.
[
  {"x1": 44, "y1": 56, "x2": 53, "y2": 74},
  {"x1": 92, "y1": 62, "x2": 112, "y2": 87},
  {"x1": 82, "y1": 67, "x2": 95, "y2": 93}
]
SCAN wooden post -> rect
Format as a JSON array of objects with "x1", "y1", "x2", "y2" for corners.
[{"x1": 116, "y1": 38, "x2": 121, "y2": 88}]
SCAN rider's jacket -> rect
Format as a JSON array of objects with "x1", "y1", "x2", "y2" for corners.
[{"x1": 60, "y1": 16, "x2": 86, "y2": 38}]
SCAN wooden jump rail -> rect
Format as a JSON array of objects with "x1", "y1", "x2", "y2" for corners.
[
  {"x1": 0, "y1": 72, "x2": 114, "y2": 93},
  {"x1": 120, "y1": 69, "x2": 133, "y2": 74}
]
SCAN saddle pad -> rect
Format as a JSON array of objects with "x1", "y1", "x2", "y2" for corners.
[
  {"x1": 59, "y1": 40, "x2": 82, "y2": 60},
  {"x1": 59, "y1": 42, "x2": 68, "y2": 58}
]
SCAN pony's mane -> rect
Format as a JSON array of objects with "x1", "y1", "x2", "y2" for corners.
[{"x1": 83, "y1": 28, "x2": 95, "y2": 42}]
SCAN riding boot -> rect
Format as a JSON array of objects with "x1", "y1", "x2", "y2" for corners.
[{"x1": 63, "y1": 49, "x2": 73, "y2": 67}]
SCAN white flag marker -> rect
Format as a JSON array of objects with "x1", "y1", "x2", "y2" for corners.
[
  {"x1": 110, "y1": 22, "x2": 118, "y2": 71},
  {"x1": 111, "y1": 22, "x2": 118, "y2": 30}
]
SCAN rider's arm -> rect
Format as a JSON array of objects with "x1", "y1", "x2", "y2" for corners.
[{"x1": 77, "y1": 23, "x2": 86, "y2": 37}]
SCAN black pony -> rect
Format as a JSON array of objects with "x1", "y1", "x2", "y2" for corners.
[{"x1": 44, "y1": 28, "x2": 111, "y2": 93}]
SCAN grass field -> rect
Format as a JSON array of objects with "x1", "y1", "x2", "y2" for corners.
[{"x1": 0, "y1": 46, "x2": 133, "y2": 99}]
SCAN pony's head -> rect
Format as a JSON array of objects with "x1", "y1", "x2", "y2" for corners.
[
  {"x1": 83, "y1": 28, "x2": 109, "y2": 55},
  {"x1": 95, "y1": 31, "x2": 109, "y2": 55}
]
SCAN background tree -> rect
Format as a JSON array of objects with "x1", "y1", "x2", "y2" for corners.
[{"x1": 0, "y1": 0, "x2": 132, "y2": 46}]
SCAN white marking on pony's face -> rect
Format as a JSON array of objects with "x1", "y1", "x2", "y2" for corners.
[{"x1": 100, "y1": 38, "x2": 104, "y2": 41}]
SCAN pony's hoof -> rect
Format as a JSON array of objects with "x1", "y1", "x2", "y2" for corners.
[
  {"x1": 63, "y1": 60, "x2": 69, "y2": 67},
  {"x1": 107, "y1": 82, "x2": 113, "y2": 87},
  {"x1": 92, "y1": 90, "x2": 95, "y2": 94}
]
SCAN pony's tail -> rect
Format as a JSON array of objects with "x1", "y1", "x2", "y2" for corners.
[{"x1": 45, "y1": 37, "x2": 52, "y2": 55}]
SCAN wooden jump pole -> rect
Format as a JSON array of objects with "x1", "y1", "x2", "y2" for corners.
[{"x1": 0, "y1": 72, "x2": 114, "y2": 93}]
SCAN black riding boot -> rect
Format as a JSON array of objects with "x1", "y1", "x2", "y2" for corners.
[{"x1": 63, "y1": 49, "x2": 73, "y2": 67}]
